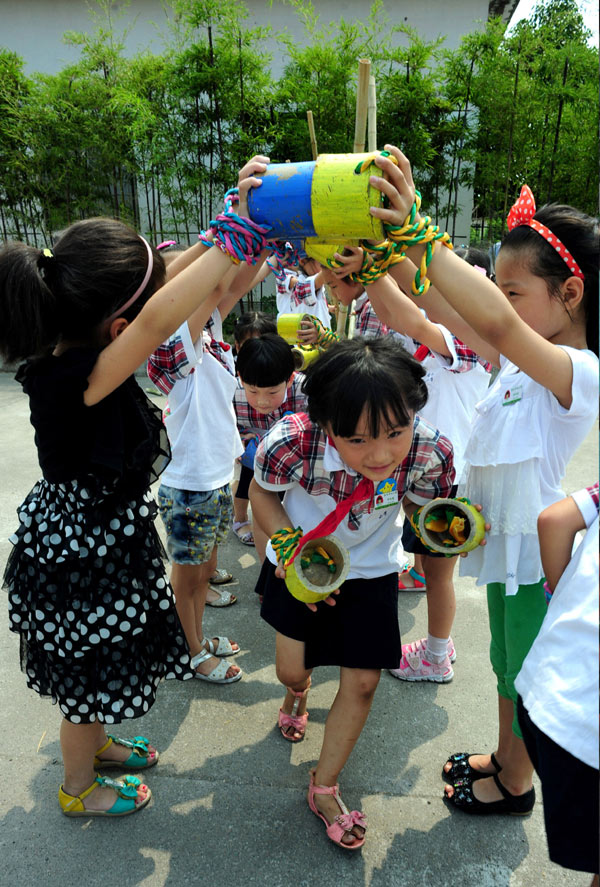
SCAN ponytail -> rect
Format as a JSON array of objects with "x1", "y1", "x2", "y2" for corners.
[
  {"x1": 0, "y1": 242, "x2": 61, "y2": 364},
  {"x1": 0, "y1": 218, "x2": 166, "y2": 365}
]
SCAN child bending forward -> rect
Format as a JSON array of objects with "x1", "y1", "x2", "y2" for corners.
[{"x1": 249, "y1": 336, "x2": 455, "y2": 850}]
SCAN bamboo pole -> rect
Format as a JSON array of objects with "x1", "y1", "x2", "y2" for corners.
[
  {"x1": 338, "y1": 59, "x2": 371, "y2": 339},
  {"x1": 307, "y1": 110, "x2": 318, "y2": 161},
  {"x1": 367, "y1": 75, "x2": 377, "y2": 153},
  {"x1": 353, "y1": 58, "x2": 371, "y2": 153}
]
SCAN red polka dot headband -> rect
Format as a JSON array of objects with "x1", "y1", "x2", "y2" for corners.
[{"x1": 507, "y1": 185, "x2": 584, "y2": 280}]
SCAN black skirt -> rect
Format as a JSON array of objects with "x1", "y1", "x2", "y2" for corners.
[
  {"x1": 4, "y1": 478, "x2": 194, "y2": 725},
  {"x1": 258, "y1": 560, "x2": 401, "y2": 670}
]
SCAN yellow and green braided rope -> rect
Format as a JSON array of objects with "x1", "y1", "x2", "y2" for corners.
[{"x1": 270, "y1": 526, "x2": 304, "y2": 569}]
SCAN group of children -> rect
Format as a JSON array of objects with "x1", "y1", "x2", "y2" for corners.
[{"x1": 0, "y1": 147, "x2": 597, "y2": 880}]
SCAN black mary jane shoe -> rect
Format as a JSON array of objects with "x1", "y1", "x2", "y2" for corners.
[
  {"x1": 444, "y1": 773, "x2": 535, "y2": 816},
  {"x1": 442, "y1": 751, "x2": 502, "y2": 783}
]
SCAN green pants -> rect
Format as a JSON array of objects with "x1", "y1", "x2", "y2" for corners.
[{"x1": 487, "y1": 579, "x2": 547, "y2": 738}]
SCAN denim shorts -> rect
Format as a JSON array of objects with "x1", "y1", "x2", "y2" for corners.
[{"x1": 158, "y1": 484, "x2": 233, "y2": 565}]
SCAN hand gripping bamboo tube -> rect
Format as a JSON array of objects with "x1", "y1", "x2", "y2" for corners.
[
  {"x1": 277, "y1": 313, "x2": 313, "y2": 344},
  {"x1": 417, "y1": 498, "x2": 487, "y2": 555},
  {"x1": 285, "y1": 535, "x2": 351, "y2": 604}
]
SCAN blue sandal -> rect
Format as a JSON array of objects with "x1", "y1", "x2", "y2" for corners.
[
  {"x1": 94, "y1": 735, "x2": 159, "y2": 770},
  {"x1": 59, "y1": 774, "x2": 151, "y2": 817}
]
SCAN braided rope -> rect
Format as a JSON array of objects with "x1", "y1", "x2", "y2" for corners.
[
  {"x1": 327, "y1": 240, "x2": 407, "y2": 286},
  {"x1": 271, "y1": 526, "x2": 304, "y2": 569},
  {"x1": 308, "y1": 316, "x2": 340, "y2": 349},
  {"x1": 353, "y1": 149, "x2": 398, "y2": 175},
  {"x1": 223, "y1": 187, "x2": 240, "y2": 213},
  {"x1": 209, "y1": 212, "x2": 270, "y2": 265},
  {"x1": 383, "y1": 190, "x2": 453, "y2": 296}
]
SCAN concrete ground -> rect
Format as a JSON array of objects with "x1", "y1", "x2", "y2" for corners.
[{"x1": 0, "y1": 371, "x2": 596, "y2": 887}]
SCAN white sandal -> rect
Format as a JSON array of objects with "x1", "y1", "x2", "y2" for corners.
[
  {"x1": 201, "y1": 636, "x2": 240, "y2": 657},
  {"x1": 233, "y1": 521, "x2": 255, "y2": 546},
  {"x1": 205, "y1": 586, "x2": 237, "y2": 608},
  {"x1": 191, "y1": 650, "x2": 243, "y2": 684}
]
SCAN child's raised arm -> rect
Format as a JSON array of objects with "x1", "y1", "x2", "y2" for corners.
[
  {"x1": 370, "y1": 146, "x2": 581, "y2": 409},
  {"x1": 331, "y1": 247, "x2": 452, "y2": 356},
  {"x1": 86, "y1": 156, "x2": 269, "y2": 405}
]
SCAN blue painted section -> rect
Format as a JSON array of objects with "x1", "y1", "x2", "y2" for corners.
[{"x1": 247, "y1": 162, "x2": 316, "y2": 239}]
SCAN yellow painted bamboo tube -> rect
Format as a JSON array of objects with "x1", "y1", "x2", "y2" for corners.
[
  {"x1": 277, "y1": 313, "x2": 312, "y2": 344},
  {"x1": 285, "y1": 535, "x2": 350, "y2": 603},
  {"x1": 311, "y1": 153, "x2": 386, "y2": 242},
  {"x1": 291, "y1": 344, "x2": 320, "y2": 371},
  {"x1": 417, "y1": 498, "x2": 487, "y2": 555}
]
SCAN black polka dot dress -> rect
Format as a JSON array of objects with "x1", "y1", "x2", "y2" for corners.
[{"x1": 3, "y1": 348, "x2": 194, "y2": 724}]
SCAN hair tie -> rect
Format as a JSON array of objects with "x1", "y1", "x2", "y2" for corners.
[
  {"x1": 507, "y1": 185, "x2": 584, "y2": 280},
  {"x1": 156, "y1": 240, "x2": 177, "y2": 250},
  {"x1": 105, "y1": 236, "x2": 154, "y2": 324}
]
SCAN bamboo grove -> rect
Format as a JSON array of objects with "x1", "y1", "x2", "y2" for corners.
[{"x1": 0, "y1": 0, "x2": 597, "y2": 248}]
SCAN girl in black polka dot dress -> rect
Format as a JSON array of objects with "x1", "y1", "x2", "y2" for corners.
[{"x1": 0, "y1": 155, "x2": 269, "y2": 818}]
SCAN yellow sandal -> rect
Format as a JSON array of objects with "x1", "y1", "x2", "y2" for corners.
[{"x1": 59, "y1": 774, "x2": 151, "y2": 817}]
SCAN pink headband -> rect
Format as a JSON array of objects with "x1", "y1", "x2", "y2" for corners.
[
  {"x1": 507, "y1": 185, "x2": 584, "y2": 280},
  {"x1": 106, "y1": 237, "x2": 154, "y2": 324}
]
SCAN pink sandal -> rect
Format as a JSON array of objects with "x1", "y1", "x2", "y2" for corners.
[
  {"x1": 278, "y1": 684, "x2": 309, "y2": 742},
  {"x1": 307, "y1": 769, "x2": 366, "y2": 850}
]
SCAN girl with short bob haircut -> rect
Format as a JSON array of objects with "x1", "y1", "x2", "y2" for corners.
[{"x1": 250, "y1": 335, "x2": 458, "y2": 850}]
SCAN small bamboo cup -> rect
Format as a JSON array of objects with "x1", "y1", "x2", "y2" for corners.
[
  {"x1": 417, "y1": 498, "x2": 487, "y2": 555},
  {"x1": 291, "y1": 344, "x2": 320, "y2": 371},
  {"x1": 277, "y1": 313, "x2": 312, "y2": 344},
  {"x1": 285, "y1": 535, "x2": 350, "y2": 604}
]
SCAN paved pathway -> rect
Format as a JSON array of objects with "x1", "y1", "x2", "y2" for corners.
[{"x1": 0, "y1": 373, "x2": 596, "y2": 886}]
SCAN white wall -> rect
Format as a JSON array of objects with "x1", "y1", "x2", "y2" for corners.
[{"x1": 1, "y1": 0, "x2": 512, "y2": 241}]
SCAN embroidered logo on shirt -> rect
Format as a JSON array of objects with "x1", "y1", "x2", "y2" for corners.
[{"x1": 502, "y1": 384, "x2": 523, "y2": 406}]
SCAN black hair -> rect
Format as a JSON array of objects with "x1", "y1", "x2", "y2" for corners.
[
  {"x1": 0, "y1": 218, "x2": 166, "y2": 364},
  {"x1": 501, "y1": 203, "x2": 599, "y2": 355},
  {"x1": 236, "y1": 333, "x2": 296, "y2": 387},
  {"x1": 454, "y1": 246, "x2": 492, "y2": 279},
  {"x1": 303, "y1": 336, "x2": 428, "y2": 437},
  {"x1": 233, "y1": 310, "x2": 276, "y2": 346}
]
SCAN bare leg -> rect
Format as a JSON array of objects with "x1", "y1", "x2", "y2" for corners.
[
  {"x1": 60, "y1": 719, "x2": 149, "y2": 811},
  {"x1": 275, "y1": 632, "x2": 312, "y2": 740},
  {"x1": 422, "y1": 554, "x2": 456, "y2": 641},
  {"x1": 313, "y1": 667, "x2": 381, "y2": 845},
  {"x1": 443, "y1": 693, "x2": 513, "y2": 777},
  {"x1": 170, "y1": 558, "x2": 239, "y2": 680},
  {"x1": 233, "y1": 487, "x2": 249, "y2": 525}
]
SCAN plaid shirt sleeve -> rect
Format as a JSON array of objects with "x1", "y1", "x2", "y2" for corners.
[
  {"x1": 254, "y1": 414, "x2": 306, "y2": 491},
  {"x1": 572, "y1": 482, "x2": 600, "y2": 529},
  {"x1": 402, "y1": 417, "x2": 456, "y2": 506},
  {"x1": 147, "y1": 334, "x2": 192, "y2": 395},
  {"x1": 233, "y1": 381, "x2": 253, "y2": 435},
  {"x1": 355, "y1": 298, "x2": 389, "y2": 338},
  {"x1": 289, "y1": 278, "x2": 314, "y2": 310}
]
